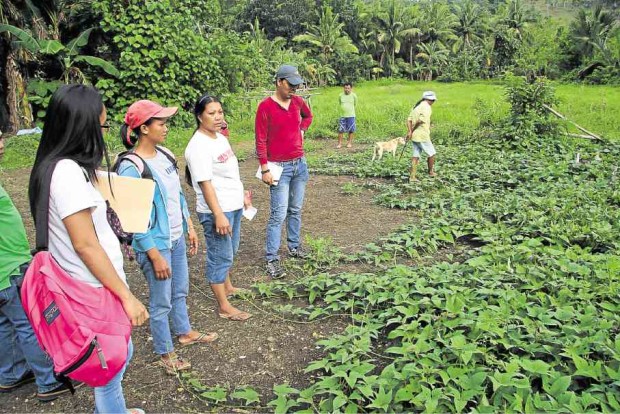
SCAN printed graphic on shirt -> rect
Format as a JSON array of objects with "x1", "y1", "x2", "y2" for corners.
[
  {"x1": 217, "y1": 148, "x2": 235, "y2": 163},
  {"x1": 164, "y1": 164, "x2": 176, "y2": 175}
]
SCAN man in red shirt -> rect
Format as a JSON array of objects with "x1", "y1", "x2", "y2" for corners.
[{"x1": 255, "y1": 65, "x2": 313, "y2": 279}]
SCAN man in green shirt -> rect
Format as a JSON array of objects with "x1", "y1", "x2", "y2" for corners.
[
  {"x1": 337, "y1": 82, "x2": 358, "y2": 149},
  {"x1": 0, "y1": 135, "x2": 76, "y2": 401}
]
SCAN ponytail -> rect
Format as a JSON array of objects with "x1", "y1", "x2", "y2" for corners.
[
  {"x1": 120, "y1": 124, "x2": 138, "y2": 149},
  {"x1": 185, "y1": 165, "x2": 193, "y2": 187},
  {"x1": 412, "y1": 99, "x2": 424, "y2": 110}
]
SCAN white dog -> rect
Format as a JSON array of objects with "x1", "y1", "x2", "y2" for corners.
[{"x1": 372, "y1": 137, "x2": 406, "y2": 161}]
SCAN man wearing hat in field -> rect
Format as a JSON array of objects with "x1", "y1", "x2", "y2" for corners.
[
  {"x1": 406, "y1": 91, "x2": 437, "y2": 182},
  {"x1": 255, "y1": 64, "x2": 313, "y2": 279}
]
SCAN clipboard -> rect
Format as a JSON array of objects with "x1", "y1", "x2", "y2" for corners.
[
  {"x1": 94, "y1": 171, "x2": 155, "y2": 233},
  {"x1": 255, "y1": 162, "x2": 284, "y2": 185}
]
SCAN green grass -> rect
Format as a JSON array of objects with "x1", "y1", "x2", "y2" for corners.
[
  {"x1": 2, "y1": 80, "x2": 619, "y2": 170},
  {"x1": 311, "y1": 80, "x2": 620, "y2": 143},
  {"x1": 525, "y1": 0, "x2": 579, "y2": 24}
]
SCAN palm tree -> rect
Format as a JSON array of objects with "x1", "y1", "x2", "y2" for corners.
[
  {"x1": 499, "y1": 0, "x2": 538, "y2": 41},
  {"x1": 418, "y1": 1, "x2": 457, "y2": 49},
  {"x1": 373, "y1": 0, "x2": 405, "y2": 77},
  {"x1": 570, "y1": 6, "x2": 618, "y2": 64},
  {"x1": 293, "y1": 5, "x2": 358, "y2": 65},
  {"x1": 416, "y1": 41, "x2": 449, "y2": 81},
  {"x1": 400, "y1": 7, "x2": 423, "y2": 79},
  {"x1": 452, "y1": 0, "x2": 490, "y2": 53}
]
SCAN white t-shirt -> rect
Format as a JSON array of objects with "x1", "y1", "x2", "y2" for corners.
[
  {"x1": 146, "y1": 151, "x2": 183, "y2": 241},
  {"x1": 48, "y1": 159, "x2": 127, "y2": 288},
  {"x1": 185, "y1": 131, "x2": 244, "y2": 214}
]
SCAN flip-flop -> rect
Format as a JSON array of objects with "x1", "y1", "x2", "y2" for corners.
[
  {"x1": 218, "y1": 311, "x2": 252, "y2": 321},
  {"x1": 179, "y1": 332, "x2": 219, "y2": 347}
]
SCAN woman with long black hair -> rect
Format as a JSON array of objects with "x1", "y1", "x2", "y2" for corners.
[{"x1": 28, "y1": 84, "x2": 148, "y2": 414}]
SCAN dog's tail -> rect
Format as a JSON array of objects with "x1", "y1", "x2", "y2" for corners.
[{"x1": 372, "y1": 143, "x2": 378, "y2": 161}]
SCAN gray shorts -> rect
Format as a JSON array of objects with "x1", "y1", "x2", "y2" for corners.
[{"x1": 412, "y1": 141, "x2": 436, "y2": 158}]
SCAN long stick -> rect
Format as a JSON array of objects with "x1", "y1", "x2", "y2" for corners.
[
  {"x1": 564, "y1": 133, "x2": 597, "y2": 140},
  {"x1": 542, "y1": 104, "x2": 602, "y2": 140},
  {"x1": 398, "y1": 139, "x2": 408, "y2": 161}
]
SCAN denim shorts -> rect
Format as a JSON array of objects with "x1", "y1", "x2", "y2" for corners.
[
  {"x1": 198, "y1": 209, "x2": 243, "y2": 284},
  {"x1": 338, "y1": 117, "x2": 356, "y2": 133},
  {"x1": 412, "y1": 141, "x2": 436, "y2": 158}
]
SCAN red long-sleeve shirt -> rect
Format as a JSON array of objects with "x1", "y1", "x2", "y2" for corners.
[{"x1": 255, "y1": 95, "x2": 313, "y2": 165}]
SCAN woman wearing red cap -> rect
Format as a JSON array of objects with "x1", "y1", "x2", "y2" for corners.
[{"x1": 117, "y1": 100, "x2": 218, "y2": 375}]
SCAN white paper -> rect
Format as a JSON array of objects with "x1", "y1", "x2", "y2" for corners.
[
  {"x1": 94, "y1": 171, "x2": 155, "y2": 233},
  {"x1": 242, "y1": 206, "x2": 258, "y2": 221},
  {"x1": 256, "y1": 162, "x2": 284, "y2": 185}
]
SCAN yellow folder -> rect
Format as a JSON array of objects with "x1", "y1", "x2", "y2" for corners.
[{"x1": 94, "y1": 171, "x2": 155, "y2": 233}]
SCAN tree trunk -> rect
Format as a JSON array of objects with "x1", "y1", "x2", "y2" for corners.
[
  {"x1": 5, "y1": 52, "x2": 33, "y2": 133},
  {"x1": 409, "y1": 45, "x2": 413, "y2": 80}
]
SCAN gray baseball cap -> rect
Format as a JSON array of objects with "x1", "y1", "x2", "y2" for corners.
[{"x1": 275, "y1": 65, "x2": 304, "y2": 85}]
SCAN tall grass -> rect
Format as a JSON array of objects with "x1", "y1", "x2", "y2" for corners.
[{"x1": 1, "y1": 80, "x2": 618, "y2": 171}]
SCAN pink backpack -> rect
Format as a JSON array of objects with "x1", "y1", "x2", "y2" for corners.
[{"x1": 21, "y1": 161, "x2": 132, "y2": 387}]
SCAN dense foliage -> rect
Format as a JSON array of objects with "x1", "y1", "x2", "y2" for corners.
[{"x1": 1, "y1": 0, "x2": 618, "y2": 130}]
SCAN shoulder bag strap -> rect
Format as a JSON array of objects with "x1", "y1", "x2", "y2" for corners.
[
  {"x1": 156, "y1": 146, "x2": 178, "y2": 171},
  {"x1": 34, "y1": 160, "x2": 63, "y2": 252}
]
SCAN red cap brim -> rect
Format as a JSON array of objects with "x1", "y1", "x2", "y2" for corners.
[{"x1": 153, "y1": 106, "x2": 178, "y2": 119}]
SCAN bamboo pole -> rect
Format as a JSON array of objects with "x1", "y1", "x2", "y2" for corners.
[
  {"x1": 542, "y1": 104, "x2": 602, "y2": 140},
  {"x1": 564, "y1": 133, "x2": 597, "y2": 140}
]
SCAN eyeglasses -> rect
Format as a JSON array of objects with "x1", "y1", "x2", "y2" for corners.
[{"x1": 100, "y1": 123, "x2": 110, "y2": 130}]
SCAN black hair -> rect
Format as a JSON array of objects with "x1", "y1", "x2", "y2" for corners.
[
  {"x1": 119, "y1": 118, "x2": 155, "y2": 149},
  {"x1": 185, "y1": 94, "x2": 221, "y2": 186},
  {"x1": 343, "y1": 82, "x2": 352, "y2": 87},
  {"x1": 192, "y1": 94, "x2": 220, "y2": 129},
  {"x1": 29, "y1": 84, "x2": 109, "y2": 222},
  {"x1": 412, "y1": 98, "x2": 425, "y2": 110}
]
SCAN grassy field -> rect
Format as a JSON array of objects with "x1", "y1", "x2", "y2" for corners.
[
  {"x1": 525, "y1": 0, "x2": 580, "y2": 24},
  {"x1": 1, "y1": 80, "x2": 619, "y2": 171}
]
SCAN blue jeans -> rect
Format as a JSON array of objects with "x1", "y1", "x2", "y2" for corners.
[
  {"x1": 266, "y1": 157, "x2": 309, "y2": 261},
  {"x1": 136, "y1": 237, "x2": 191, "y2": 355},
  {"x1": 94, "y1": 339, "x2": 133, "y2": 413},
  {"x1": 198, "y1": 209, "x2": 242, "y2": 284},
  {"x1": 0, "y1": 271, "x2": 61, "y2": 393}
]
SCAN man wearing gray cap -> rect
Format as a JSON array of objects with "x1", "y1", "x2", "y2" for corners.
[
  {"x1": 406, "y1": 91, "x2": 437, "y2": 181},
  {"x1": 255, "y1": 64, "x2": 313, "y2": 279}
]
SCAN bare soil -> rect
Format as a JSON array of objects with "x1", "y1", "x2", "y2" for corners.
[{"x1": 0, "y1": 142, "x2": 414, "y2": 413}]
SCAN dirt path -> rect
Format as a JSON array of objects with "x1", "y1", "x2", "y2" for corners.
[{"x1": 0, "y1": 145, "x2": 414, "y2": 413}]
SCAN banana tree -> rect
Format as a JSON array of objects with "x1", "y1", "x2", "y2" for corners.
[{"x1": 0, "y1": 25, "x2": 119, "y2": 83}]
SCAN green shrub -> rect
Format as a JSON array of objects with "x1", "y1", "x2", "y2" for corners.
[{"x1": 93, "y1": 0, "x2": 226, "y2": 124}]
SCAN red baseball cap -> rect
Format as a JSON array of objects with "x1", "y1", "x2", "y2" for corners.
[{"x1": 124, "y1": 100, "x2": 178, "y2": 129}]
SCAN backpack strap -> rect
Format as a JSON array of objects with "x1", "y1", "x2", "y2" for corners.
[
  {"x1": 155, "y1": 146, "x2": 178, "y2": 171},
  {"x1": 34, "y1": 161, "x2": 58, "y2": 252},
  {"x1": 113, "y1": 151, "x2": 153, "y2": 180}
]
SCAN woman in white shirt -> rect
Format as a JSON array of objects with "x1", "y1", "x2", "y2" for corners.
[
  {"x1": 185, "y1": 94, "x2": 252, "y2": 321},
  {"x1": 28, "y1": 84, "x2": 148, "y2": 414}
]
